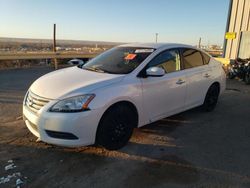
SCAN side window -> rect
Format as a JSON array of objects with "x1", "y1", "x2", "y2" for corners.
[
  {"x1": 182, "y1": 48, "x2": 204, "y2": 69},
  {"x1": 148, "y1": 49, "x2": 181, "y2": 73},
  {"x1": 201, "y1": 52, "x2": 211, "y2": 65}
]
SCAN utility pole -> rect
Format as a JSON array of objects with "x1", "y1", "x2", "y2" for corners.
[
  {"x1": 53, "y1": 24, "x2": 58, "y2": 69},
  {"x1": 198, "y1": 37, "x2": 202, "y2": 48},
  {"x1": 155, "y1": 33, "x2": 158, "y2": 43}
]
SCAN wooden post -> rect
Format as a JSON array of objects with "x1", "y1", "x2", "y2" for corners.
[
  {"x1": 198, "y1": 37, "x2": 202, "y2": 49},
  {"x1": 53, "y1": 24, "x2": 58, "y2": 69},
  {"x1": 155, "y1": 33, "x2": 158, "y2": 43}
]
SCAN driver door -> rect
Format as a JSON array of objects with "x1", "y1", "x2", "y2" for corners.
[{"x1": 140, "y1": 49, "x2": 187, "y2": 122}]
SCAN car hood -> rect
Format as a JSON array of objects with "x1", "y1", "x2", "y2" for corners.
[{"x1": 30, "y1": 66, "x2": 124, "y2": 99}]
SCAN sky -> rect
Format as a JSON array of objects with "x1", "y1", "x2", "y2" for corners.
[{"x1": 0, "y1": 0, "x2": 230, "y2": 45}]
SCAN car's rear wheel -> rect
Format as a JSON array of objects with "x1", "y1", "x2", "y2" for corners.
[
  {"x1": 202, "y1": 84, "x2": 220, "y2": 112},
  {"x1": 96, "y1": 103, "x2": 136, "y2": 150}
]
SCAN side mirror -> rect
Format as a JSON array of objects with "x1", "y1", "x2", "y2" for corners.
[
  {"x1": 77, "y1": 61, "x2": 86, "y2": 68},
  {"x1": 146, "y1": 67, "x2": 165, "y2": 77}
]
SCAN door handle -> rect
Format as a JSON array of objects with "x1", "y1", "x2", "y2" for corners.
[
  {"x1": 204, "y1": 73, "x2": 211, "y2": 78},
  {"x1": 176, "y1": 79, "x2": 185, "y2": 85}
]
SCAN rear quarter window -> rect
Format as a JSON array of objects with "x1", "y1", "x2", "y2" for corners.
[{"x1": 201, "y1": 52, "x2": 211, "y2": 65}]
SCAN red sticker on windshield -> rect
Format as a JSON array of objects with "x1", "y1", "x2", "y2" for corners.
[{"x1": 125, "y1": 54, "x2": 137, "y2": 60}]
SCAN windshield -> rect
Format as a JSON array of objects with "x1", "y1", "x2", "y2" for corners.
[{"x1": 82, "y1": 47, "x2": 155, "y2": 74}]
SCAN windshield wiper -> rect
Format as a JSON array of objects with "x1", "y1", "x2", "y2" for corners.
[{"x1": 82, "y1": 66, "x2": 105, "y2": 73}]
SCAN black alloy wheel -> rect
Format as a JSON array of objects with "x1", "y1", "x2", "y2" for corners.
[
  {"x1": 96, "y1": 104, "x2": 136, "y2": 150},
  {"x1": 202, "y1": 84, "x2": 220, "y2": 112}
]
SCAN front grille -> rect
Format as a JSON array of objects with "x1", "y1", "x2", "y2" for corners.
[{"x1": 25, "y1": 91, "x2": 50, "y2": 113}]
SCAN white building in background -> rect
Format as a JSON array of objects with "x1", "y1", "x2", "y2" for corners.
[{"x1": 224, "y1": 0, "x2": 250, "y2": 59}]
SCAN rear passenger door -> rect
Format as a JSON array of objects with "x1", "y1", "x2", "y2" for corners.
[{"x1": 181, "y1": 48, "x2": 212, "y2": 108}]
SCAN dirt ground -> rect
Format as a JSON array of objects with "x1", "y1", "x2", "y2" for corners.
[{"x1": 0, "y1": 67, "x2": 250, "y2": 188}]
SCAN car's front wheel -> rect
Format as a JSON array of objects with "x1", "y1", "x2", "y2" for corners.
[
  {"x1": 202, "y1": 84, "x2": 220, "y2": 112},
  {"x1": 96, "y1": 103, "x2": 136, "y2": 150}
]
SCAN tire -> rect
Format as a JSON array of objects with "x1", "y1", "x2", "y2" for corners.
[
  {"x1": 245, "y1": 74, "x2": 250, "y2": 85},
  {"x1": 201, "y1": 84, "x2": 220, "y2": 112},
  {"x1": 96, "y1": 104, "x2": 136, "y2": 150}
]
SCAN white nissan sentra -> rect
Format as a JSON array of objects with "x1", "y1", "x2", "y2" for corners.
[{"x1": 23, "y1": 43, "x2": 226, "y2": 150}]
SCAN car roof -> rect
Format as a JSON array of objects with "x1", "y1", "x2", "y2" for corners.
[{"x1": 119, "y1": 43, "x2": 195, "y2": 50}]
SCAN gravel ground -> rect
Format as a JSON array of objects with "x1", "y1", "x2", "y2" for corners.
[{"x1": 0, "y1": 67, "x2": 250, "y2": 188}]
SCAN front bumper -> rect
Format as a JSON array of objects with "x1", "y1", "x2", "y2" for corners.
[{"x1": 23, "y1": 103, "x2": 103, "y2": 147}]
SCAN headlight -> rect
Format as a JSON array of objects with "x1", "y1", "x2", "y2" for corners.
[{"x1": 50, "y1": 94, "x2": 95, "y2": 112}]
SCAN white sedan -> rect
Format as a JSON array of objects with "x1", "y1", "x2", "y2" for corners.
[{"x1": 23, "y1": 43, "x2": 226, "y2": 150}]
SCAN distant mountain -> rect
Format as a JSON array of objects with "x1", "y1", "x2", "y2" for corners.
[{"x1": 0, "y1": 37, "x2": 123, "y2": 46}]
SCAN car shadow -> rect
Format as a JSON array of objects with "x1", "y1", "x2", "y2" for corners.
[{"x1": 0, "y1": 116, "x2": 200, "y2": 187}]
